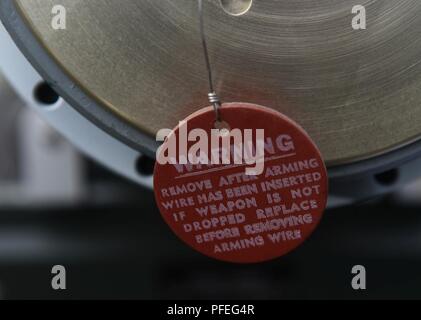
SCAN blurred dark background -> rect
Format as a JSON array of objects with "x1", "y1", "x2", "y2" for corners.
[{"x1": 2, "y1": 187, "x2": 421, "y2": 300}]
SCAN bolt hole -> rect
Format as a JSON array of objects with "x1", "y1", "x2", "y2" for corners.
[
  {"x1": 34, "y1": 82, "x2": 60, "y2": 105},
  {"x1": 135, "y1": 155, "x2": 156, "y2": 176},
  {"x1": 220, "y1": 0, "x2": 253, "y2": 16},
  {"x1": 375, "y1": 168, "x2": 399, "y2": 186}
]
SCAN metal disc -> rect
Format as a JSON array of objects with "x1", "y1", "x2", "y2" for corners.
[{"x1": 2, "y1": 0, "x2": 421, "y2": 166}]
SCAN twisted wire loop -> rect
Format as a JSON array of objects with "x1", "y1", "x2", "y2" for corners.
[
  {"x1": 198, "y1": 0, "x2": 222, "y2": 122},
  {"x1": 208, "y1": 92, "x2": 221, "y2": 122}
]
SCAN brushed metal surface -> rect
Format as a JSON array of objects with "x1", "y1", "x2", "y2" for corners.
[{"x1": 12, "y1": 0, "x2": 421, "y2": 165}]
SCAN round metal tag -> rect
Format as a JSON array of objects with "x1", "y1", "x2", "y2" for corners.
[{"x1": 154, "y1": 103, "x2": 328, "y2": 263}]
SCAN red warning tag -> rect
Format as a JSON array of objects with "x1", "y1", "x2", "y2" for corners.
[{"x1": 154, "y1": 103, "x2": 328, "y2": 263}]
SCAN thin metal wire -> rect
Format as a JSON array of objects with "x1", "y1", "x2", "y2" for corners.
[{"x1": 198, "y1": 0, "x2": 221, "y2": 122}]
